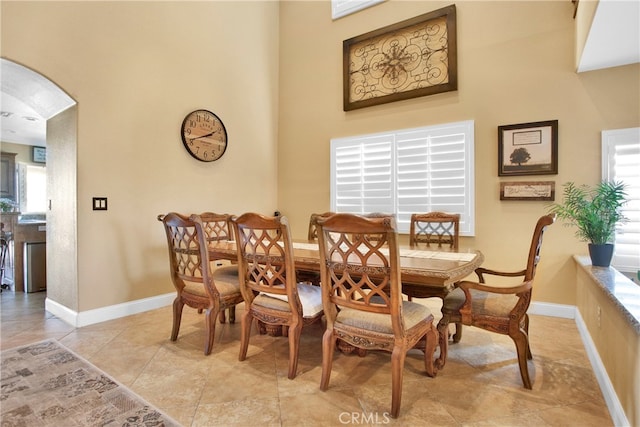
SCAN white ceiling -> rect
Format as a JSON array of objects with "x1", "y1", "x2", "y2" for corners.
[
  {"x1": 1, "y1": 1, "x2": 638, "y2": 148},
  {"x1": 578, "y1": 0, "x2": 640, "y2": 72},
  {"x1": 0, "y1": 59, "x2": 75, "y2": 147}
]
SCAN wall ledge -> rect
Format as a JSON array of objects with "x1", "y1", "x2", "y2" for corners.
[{"x1": 574, "y1": 255, "x2": 640, "y2": 334}]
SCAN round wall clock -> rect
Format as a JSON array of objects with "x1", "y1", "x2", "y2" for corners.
[{"x1": 180, "y1": 109, "x2": 228, "y2": 162}]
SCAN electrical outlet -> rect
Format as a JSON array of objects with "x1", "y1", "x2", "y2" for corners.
[{"x1": 597, "y1": 306, "x2": 601, "y2": 328}]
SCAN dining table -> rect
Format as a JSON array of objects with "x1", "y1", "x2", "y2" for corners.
[{"x1": 208, "y1": 239, "x2": 484, "y2": 368}]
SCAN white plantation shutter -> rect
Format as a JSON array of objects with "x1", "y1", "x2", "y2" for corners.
[
  {"x1": 332, "y1": 134, "x2": 394, "y2": 214},
  {"x1": 331, "y1": 0, "x2": 385, "y2": 19},
  {"x1": 331, "y1": 120, "x2": 474, "y2": 235},
  {"x1": 602, "y1": 128, "x2": 640, "y2": 273}
]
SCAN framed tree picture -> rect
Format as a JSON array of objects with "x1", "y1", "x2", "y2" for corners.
[
  {"x1": 343, "y1": 5, "x2": 457, "y2": 111},
  {"x1": 498, "y1": 120, "x2": 558, "y2": 176}
]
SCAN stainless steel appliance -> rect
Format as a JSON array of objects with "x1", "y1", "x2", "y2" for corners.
[{"x1": 24, "y1": 242, "x2": 46, "y2": 293}]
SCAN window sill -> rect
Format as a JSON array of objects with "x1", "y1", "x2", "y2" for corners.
[{"x1": 574, "y1": 255, "x2": 640, "y2": 334}]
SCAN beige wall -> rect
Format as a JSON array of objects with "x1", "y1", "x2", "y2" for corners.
[
  {"x1": 1, "y1": 1, "x2": 639, "y2": 312},
  {"x1": 1, "y1": 1, "x2": 280, "y2": 311},
  {"x1": 277, "y1": 1, "x2": 640, "y2": 306},
  {"x1": 0, "y1": 141, "x2": 43, "y2": 166}
]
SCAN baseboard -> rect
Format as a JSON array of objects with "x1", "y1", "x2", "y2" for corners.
[
  {"x1": 574, "y1": 310, "x2": 630, "y2": 427},
  {"x1": 529, "y1": 301, "x2": 576, "y2": 319},
  {"x1": 45, "y1": 293, "x2": 175, "y2": 328},
  {"x1": 530, "y1": 301, "x2": 628, "y2": 426}
]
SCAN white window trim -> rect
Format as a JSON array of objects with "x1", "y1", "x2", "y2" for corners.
[
  {"x1": 331, "y1": 0, "x2": 385, "y2": 20},
  {"x1": 602, "y1": 127, "x2": 640, "y2": 273},
  {"x1": 330, "y1": 120, "x2": 475, "y2": 236}
]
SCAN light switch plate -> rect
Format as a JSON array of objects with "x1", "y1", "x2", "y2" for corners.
[{"x1": 93, "y1": 197, "x2": 107, "y2": 210}]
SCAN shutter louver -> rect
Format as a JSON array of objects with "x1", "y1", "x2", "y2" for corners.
[{"x1": 602, "y1": 128, "x2": 640, "y2": 272}]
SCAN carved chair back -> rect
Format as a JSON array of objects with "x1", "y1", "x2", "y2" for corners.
[
  {"x1": 308, "y1": 212, "x2": 334, "y2": 241},
  {"x1": 315, "y1": 213, "x2": 403, "y2": 331},
  {"x1": 199, "y1": 212, "x2": 234, "y2": 244},
  {"x1": 409, "y1": 212, "x2": 460, "y2": 250},
  {"x1": 160, "y1": 212, "x2": 216, "y2": 300},
  {"x1": 232, "y1": 213, "x2": 299, "y2": 310}
]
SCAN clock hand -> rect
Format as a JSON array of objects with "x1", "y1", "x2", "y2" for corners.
[{"x1": 191, "y1": 131, "x2": 217, "y2": 140}]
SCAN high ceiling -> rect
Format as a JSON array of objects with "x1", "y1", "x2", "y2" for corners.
[
  {"x1": 0, "y1": 59, "x2": 75, "y2": 147},
  {"x1": 1, "y1": 1, "x2": 638, "y2": 148}
]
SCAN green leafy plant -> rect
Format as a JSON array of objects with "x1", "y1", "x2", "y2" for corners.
[
  {"x1": 548, "y1": 181, "x2": 628, "y2": 244},
  {"x1": 0, "y1": 198, "x2": 18, "y2": 212}
]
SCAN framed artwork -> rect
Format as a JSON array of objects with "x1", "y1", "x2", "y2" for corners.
[
  {"x1": 498, "y1": 120, "x2": 558, "y2": 176},
  {"x1": 32, "y1": 146, "x2": 46, "y2": 163},
  {"x1": 500, "y1": 181, "x2": 555, "y2": 201},
  {"x1": 343, "y1": 5, "x2": 457, "y2": 111}
]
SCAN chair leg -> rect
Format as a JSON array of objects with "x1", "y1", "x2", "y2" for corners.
[
  {"x1": 287, "y1": 322, "x2": 302, "y2": 380},
  {"x1": 203, "y1": 308, "x2": 218, "y2": 356},
  {"x1": 218, "y1": 310, "x2": 227, "y2": 324},
  {"x1": 523, "y1": 314, "x2": 532, "y2": 359},
  {"x1": 423, "y1": 323, "x2": 438, "y2": 377},
  {"x1": 171, "y1": 298, "x2": 184, "y2": 342},
  {"x1": 511, "y1": 330, "x2": 533, "y2": 389},
  {"x1": 239, "y1": 310, "x2": 254, "y2": 362},
  {"x1": 320, "y1": 329, "x2": 336, "y2": 391},
  {"x1": 390, "y1": 345, "x2": 407, "y2": 419},
  {"x1": 435, "y1": 315, "x2": 450, "y2": 369},
  {"x1": 229, "y1": 306, "x2": 236, "y2": 324},
  {"x1": 453, "y1": 322, "x2": 463, "y2": 343}
]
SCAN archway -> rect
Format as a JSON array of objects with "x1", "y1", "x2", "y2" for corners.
[{"x1": 1, "y1": 58, "x2": 78, "y2": 315}]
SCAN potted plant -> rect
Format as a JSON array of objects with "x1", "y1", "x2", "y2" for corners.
[
  {"x1": 0, "y1": 198, "x2": 18, "y2": 213},
  {"x1": 548, "y1": 181, "x2": 628, "y2": 267}
]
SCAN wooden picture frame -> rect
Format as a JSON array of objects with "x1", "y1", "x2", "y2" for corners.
[
  {"x1": 500, "y1": 181, "x2": 555, "y2": 201},
  {"x1": 498, "y1": 120, "x2": 558, "y2": 176},
  {"x1": 343, "y1": 5, "x2": 457, "y2": 111}
]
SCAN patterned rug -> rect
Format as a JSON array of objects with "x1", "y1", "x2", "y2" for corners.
[{"x1": 1, "y1": 339, "x2": 180, "y2": 427}]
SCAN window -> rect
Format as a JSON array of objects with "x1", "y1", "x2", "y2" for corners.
[
  {"x1": 330, "y1": 120, "x2": 474, "y2": 235},
  {"x1": 17, "y1": 163, "x2": 47, "y2": 213},
  {"x1": 331, "y1": 0, "x2": 385, "y2": 20},
  {"x1": 602, "y1": 127, "x2": 640, "y2": 273}
]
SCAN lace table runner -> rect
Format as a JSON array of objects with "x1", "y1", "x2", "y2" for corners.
[{"x1": 291, "y1": 242, "x2": 476, "y2": 262}]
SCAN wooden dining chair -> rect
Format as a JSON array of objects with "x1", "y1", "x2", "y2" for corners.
[
  {"x1": 199, "y1": 212, "x2": 237, "y2": 322},
  {"x1": 314, "y1": 213, "x2": 438, "y2": 419},
  {"x1": 159, "y1": 212, "x2": 244, "y2": 355},
  {"x1": 307, "y1": 211, "x2": 334, "y2": 241},
  {"x1": 409, "y1": 212, "x2": 460, "y2": 250},
  {"x1": 199, "y1": 212, "x2": 234, "y2": 243},
  {"x1": 406, "y1": 211, "x2": 463, "y2": 343},
  {"x1": 437, "y1": 214, "x2": 555, "y2": 388},
  {"x1": 231, "y1": 213, "x2": 324, "y2": 379},
  {"x1": 299, "y1": 212, "x2": 335, "y2": 285}
]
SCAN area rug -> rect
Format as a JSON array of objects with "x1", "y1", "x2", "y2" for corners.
[{"x1": 1, "y1": 339, "x2": 180, "y2": 427}]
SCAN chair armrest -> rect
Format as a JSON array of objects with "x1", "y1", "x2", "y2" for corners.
[
  {"x1": 457, "y1": 280, "x2": 533, "y2": 325},
  {"x1": 458, "y1": 279, "x2": 532, "y2": 295},
  {"x1": 475, "y1": 267, "x2": 527, "y2": 283}
]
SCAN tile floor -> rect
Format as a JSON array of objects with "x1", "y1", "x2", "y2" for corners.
[{"x1": 1, "y1": 291, "x2": 613, "y2": 426}]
